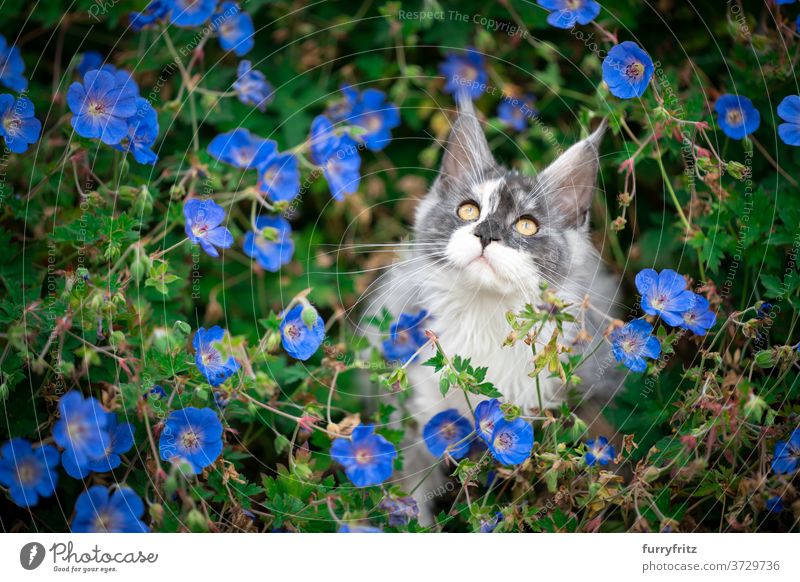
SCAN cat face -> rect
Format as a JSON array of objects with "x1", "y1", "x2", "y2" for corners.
[{"x1": 415, "y1": 100, "x2": 605, "y2": 297}]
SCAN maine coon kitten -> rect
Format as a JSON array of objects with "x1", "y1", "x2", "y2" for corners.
[{"x1": 363, "y1": 99, "x2": 623, "y2": 523}]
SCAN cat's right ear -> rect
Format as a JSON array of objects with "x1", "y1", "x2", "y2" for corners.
[{"x1": 438, "y1": 98, "x2": 496, "y2": 186}]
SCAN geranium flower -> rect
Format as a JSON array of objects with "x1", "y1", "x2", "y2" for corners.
[
  {"x1": 602, "y1": 41, "x2": 654, "y2": 99},
  {"x1": 635, "y1": 268, "x2": 695, "y2": 326},
  {"x1": 207, "y1": 128, "x2": 277, "y2": 170},
  {"x1": 382, "y1": 310, "x2": 429, "y2": 363},
  {"x1": 610, "y1": 319, "x2": 661, "y2": 373},
  {"x1": 170, "y1": 0, "x2": 216, "y2": 27},
  {"x1": 129, "y1": 0, "x2": 170, "y2": 31},
  {"x1": 213, "y1": 2, "x2": 254, "y2": 56},
  {"x1": 280, "y1": 304, "x2": 325, "y2": 360},
  {"x1": 322, "y1": 135, "x2": 362, "y2": 200},
  {"x1": 258, "y1": 152, "x2": 301, "y2": 202},
  {"x1": 777, "y1": 95, "x2": 800, "y2": 146},
  {"x1": 474, "y1": 398, "x2": 504, "y2": 444},
  {"x1": 159, "y1": 407, "x2": 224, "y2": 474},
  {"x1": 715, "y1": 94, "x2": 760, "y2": 140},
  {"x1": 680, "y1": 293, "x2": 716, "y2": 336},
  {"x1": 330, "y1": 425, "x2": 397, "y2": 487},
  {"x1": 63, "y1": 413, "x2": 135, "y2": 478},
  {"x1": 193, "y1": 326, "x2": 240, "y2": 387},
  {"x1": 585, "y1": 436, "x2": 615, "y2": 466},
  {"x1": 0, "y1": 439, "x2": 59, "y2": 507},
  {"x1": 538, "y1": 0, "x2": 601, "y2": 29},
  {"x1": 233, "y1": 60, "x2": 273, "y2": 112},
  {"x1": 0, "y1": 34, "x2": 27, "y2": 92},
  {"x1": 346, "y1": 88, "x2": 400, "y2": 152},
  {"x1": 183, "y1": 198, "x2": 234, "y2": 258},
  {"x1": 488, "y1": 417, "x2": 533, "y2": 465},
  {"x1": 308, "y1": 114, "x2": 338, "y2": 165},
  {"x1": 766, "y1": 496, "x2": 784, "y2": 513},
  {"x1": 423, "y1": 409, "x2": 473, "y2": 459},
  {"x1": 52, "y1": 391, "x2": 111, "y2": 473},
  {"x1": 76, "y1": 51, "x2": 104, "y2": 76},
  {"x1": 112, "y1": 97, "x2": 159, "y2": 165},
  {"x1": 439, "y1": 47, "x2": 488, "y2": 100},
  {"x1": 0, "y1": 95, "x2": 42, "y2": 154},
  {"x1": 71, "y1": 486, "x2": 149, "y2": 533},
  {"x1": 67, "y1": 69, "x2": 138, "y2": 144},
  {"x1": 243, "y1": 215, "x2": 295, "y2": 272},
  {"x1": 379, "y1": 496, "x2": 419, "y2": 526},
  {"x1": 497, "y1": 94, "x2": 537, "y2": 131},
  {"x1": 326, "y1": 84, "x2": 359, "y2": 122},
  {"x1": 771, "y1": 428, "x2": 800, "y2": 474}
]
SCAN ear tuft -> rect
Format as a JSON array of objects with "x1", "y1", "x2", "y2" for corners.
[{"x1": 438, "y1": 98, "x2": 496, "y2": 184}]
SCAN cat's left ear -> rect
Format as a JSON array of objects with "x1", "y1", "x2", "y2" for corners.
[{"x1": 537, "y1": 120, "x2": 606, "y2": 227}]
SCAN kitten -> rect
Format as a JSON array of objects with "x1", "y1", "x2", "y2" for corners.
[{"x1": 362, "y1": 98, "x2": 623, "y2": 523}]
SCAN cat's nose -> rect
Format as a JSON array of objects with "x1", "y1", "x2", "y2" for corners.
[{"x1": 474, "y1": 232, "x2": 500, "y2": 249}]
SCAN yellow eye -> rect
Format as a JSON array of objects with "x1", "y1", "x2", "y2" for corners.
[
  {"x1": 457, "y1": 202, "x2": 480, "y2": 221},
  {"x1": 514, "y1": 216, "x2": 538, "y2": 236}
]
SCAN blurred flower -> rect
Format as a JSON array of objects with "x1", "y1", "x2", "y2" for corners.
[
  {"x1": 183, "y1": 198, "x2": 234, "y2": 257},
  {"x1": 346, "y1": 88, "x2": 400, "y2": 152},
  {"x1": 423, "y1": 409, "x2": 473, "y2": 459},
  {"x1": 610, "y1": 319, "x2": 661, "y2": 373},
  {"x1": 635, "y1": 268, "x2": 694, "y2": 327},
  {"x1": 193, "y1": 326, "x2": 240, "y2": 387},
  {"x1": 585, "y1": 436, "x2": 615, "y2": 466},
  {"x1": 308, "y1": 114, "x2": 338, "y2": 165},
  {"x1": 538, "y1": 0, "x2": 601, "y2": 29},
  {"x1": 170, "y1": 0, "x2": 216, "y2": 27},
  {"x1": 64, "y1": 413, "x2": 135, "y2": 478},
  {"x1": 474, "y1": 398, "x2": 504, "y2": 444},
  {"x1": 71, "y1": 486, "x2": 149, "y2": 533},
  {"x1": 327, "y1": 84, "x2": 359, "y2": 122},
  {"x1": 338, "y1": 523, "x2": 383, "y2": 533},
  {"x1": 766, "y1": 496, "x2": 784, "y2": 513},
  {"x1": 53, "y1": 391, "x2": 110, "y2": 473},
  {"x1": 382, "y1": 310, "x2": 429, "y2": 363},
  {"x1": 771, "y1": 428, "x2": 800, "y2": 474},
  {"x1": 243, "y1": 215, "x2": 295, "y2": 271},
  {"x1": 322, "y1": 135, "x2": 362, "y2": 200},
  {"x1": 439, "y1": 48, "x2": 488, "y2": 100},
  {"x1": 147, "y1": 385, "x2": 167, "y2": 399},
  {"x1": 76, "y1": 51, "x2": 104, "y2": 76},
  {"x1": 67, "y1": 69, "x2": 138, "y2": 144},
  {"x1": 777, "y1": 95, "x2": 800, "y2": 146},
  {"x1": 113, "y1": 97, "x2": 159, "y2": 165},
  {"x1": 258, "y1": 152, "x2": 300, "y2": 202},
  {"x1": 159, "y1": 407, "x2": 224, "y2": 474},
  {"x1": 602, "y1": 41, "x2": 654, "y2": 99},
  {"x1": 0, "y1": 34, "x2": 27, "y2": 92},
  {"x1": 715, "y1": 94, "x2": 760, "y2": 140},
  {"x1": 129, "y1": 1, "x2": 170, "y2": 31},
  {"x1": 0, "y1": 439, "x2": 59, "y2": 507},
  {"x1": 379, "y1": 496, "x2": 419, "y2": 526},
  {"x1": 330, "y1": 425, "x2": 397, "y2": 487},
  {"x1": 0, "y1": 95, "x2": 41, "y2": 153},
  {"x1": 497, "y1": 94, "x2": 537, "y2": 131},
  {"x1": 233, "y1": 60, "x2": 273, "y2": 112},
  {"x1": 488, "y1": 417, "x2": 533, "y2": 465},
  {"x1": 756, "y1": 301, "x2": 773, "y2": 320},
  {"x1": 680, "y1": 293, "x2": 716, "y2": 336},
  {"x1": 280, "y1": 304, "x2": 325, "y2": 360},
  {"x1": 478, "y1": 511, "x2": 502, "y2": 533},
  {"x1": 213, "y1": 2, "x2": 254, "y2": 56},
  {"x1": 207, "y1": 128, "x2": 277, "y2": 170}
]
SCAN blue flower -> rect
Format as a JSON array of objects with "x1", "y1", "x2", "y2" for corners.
[
  {"x1": 129, "y1": 1, "x2": 170, "y2": 30},
  {"x1": 680, "y1": 293, "x2": 716, "y2": 336},
  {"x1": 258, "y1": 153, "x2": 300, "y2": 202},
  {"x1": 330, "y1": 425, "x2": 397, "y2": 487},
  {"x1": 766, "y1": 496, "x2": 784, "y2": 513},
  {"x1": 53, "y1": 391, "x2": 111, "y2": 472},
  {"x1": 0, "y1": 34, "x2": 27, "y2": 92},
  {"x1": 715, "y1": 94, "x2": 760, "y2": 140},
  {"x1": 67, "y1": 70, "x2": 138, "y2": 144},
  {"x1": 585, "y1": 436, "x2": 615, "y2": 466},
  {"x1": 76, "y1": 51, "x2": 104, "y2": 77},
  {"x1": 322, "y1": 136, "x2": 362, "y2": 200},
  {"x1": 159, "y1": 407, "x2": 224, "y2": 474},
  {"x1": 379, "y1": 496, "x2": 419, "y2": 526},
  {"x1": 346, "y1": 88, "x2": 400, "y2": 152},
  {"x1": 474, "y1": 398, "x2": 505, "y2": 444},
  {"x1": 423, "y1": 409, "x2": 473, "y2": 460},
  {"x1": 439, "y1": 48, "x2": 488, "y2": 100},
  {"x1": 280, "y1": 304, "x2": 325, "y2": 360},
  {"x1": 602, "y1": 41, "x2": 654, "y2": 99},
  {"x1": 488, "y1": 417, "x2": 533, "y2": 465},
  {"x1": 0, "y1": 439, "x2": 59, "y2": 507},
  {"x1": 338, "y1": 523, "x2": 383, "y2": 533},
  {"x1": 776, "y1": 0, "x2": 796, "y2": 4},
  {"x1": 63, "y1": 412, "x2": 135, "y2": 478},
  {"x1": 771, "y1": 428, "x2": 800, "y2": 474},
  {"x1": 71, "y1": 485, "x2": 149, "y2": 533},
  {"x1": 193, "y1": 326, "x2": 240, "y2": 387},
  {"x1": 308, "y1": 114, "x2": 338, "y2": 165},
  {"x1": 243, "y1": 215, "x2": 295, "y2": 272},
  {"x1": 183, "y1": 198, "x2": 234, "y2": 258},
  {"x1": 147, "y1": 385, "x2": 167, "y2": 399},
  {"x1": 382, "y1": 310, "x2": 429, "y2": 363},
  {"x1": 756, "y1": 301, "x2": 774, "y2": 320},
  {"x1": 207, "y1": 128, "x2": 277, "y2": 170},
  {"x1": 327, "y1": 84, "x2": 359, "y2": 122},
  {"x1": 213, "y1": 2, "x2": 254, "y2": 56},
  {"x1": 538, "y1": 0, "x2": 601, "y2": 29},
  {"x1": 610, "y1": 319, "x2": 661, "y2": 373},
  {"x1": 233, "y1": 60, "x2": 273, "y2": 112},
  {"x1": 777, "y1": 95, "x2": 800, "y2": 146},
  {"x1": 0, "y1": 95, "x2": 41, "y2": 154},
  {"x1": 170, "y1": 0, "x2": 216, "y2": 27},
  {"x1": 635, "y1": 268, "x2": 695, "y2": 327},
  {"x1": 497, "y1": 94, "x2": 537, "y2": 131},
  {"x1": 113, "y1": 97, "x2": 159, "y2": 165}
]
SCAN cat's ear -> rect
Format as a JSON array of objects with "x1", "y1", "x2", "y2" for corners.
[
  {"x1": 438, "y1": 98, "x2": 496, "y2": 184},
  {"x1": 537, "y1": 120, "x2": 606, "y2": 226}
]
